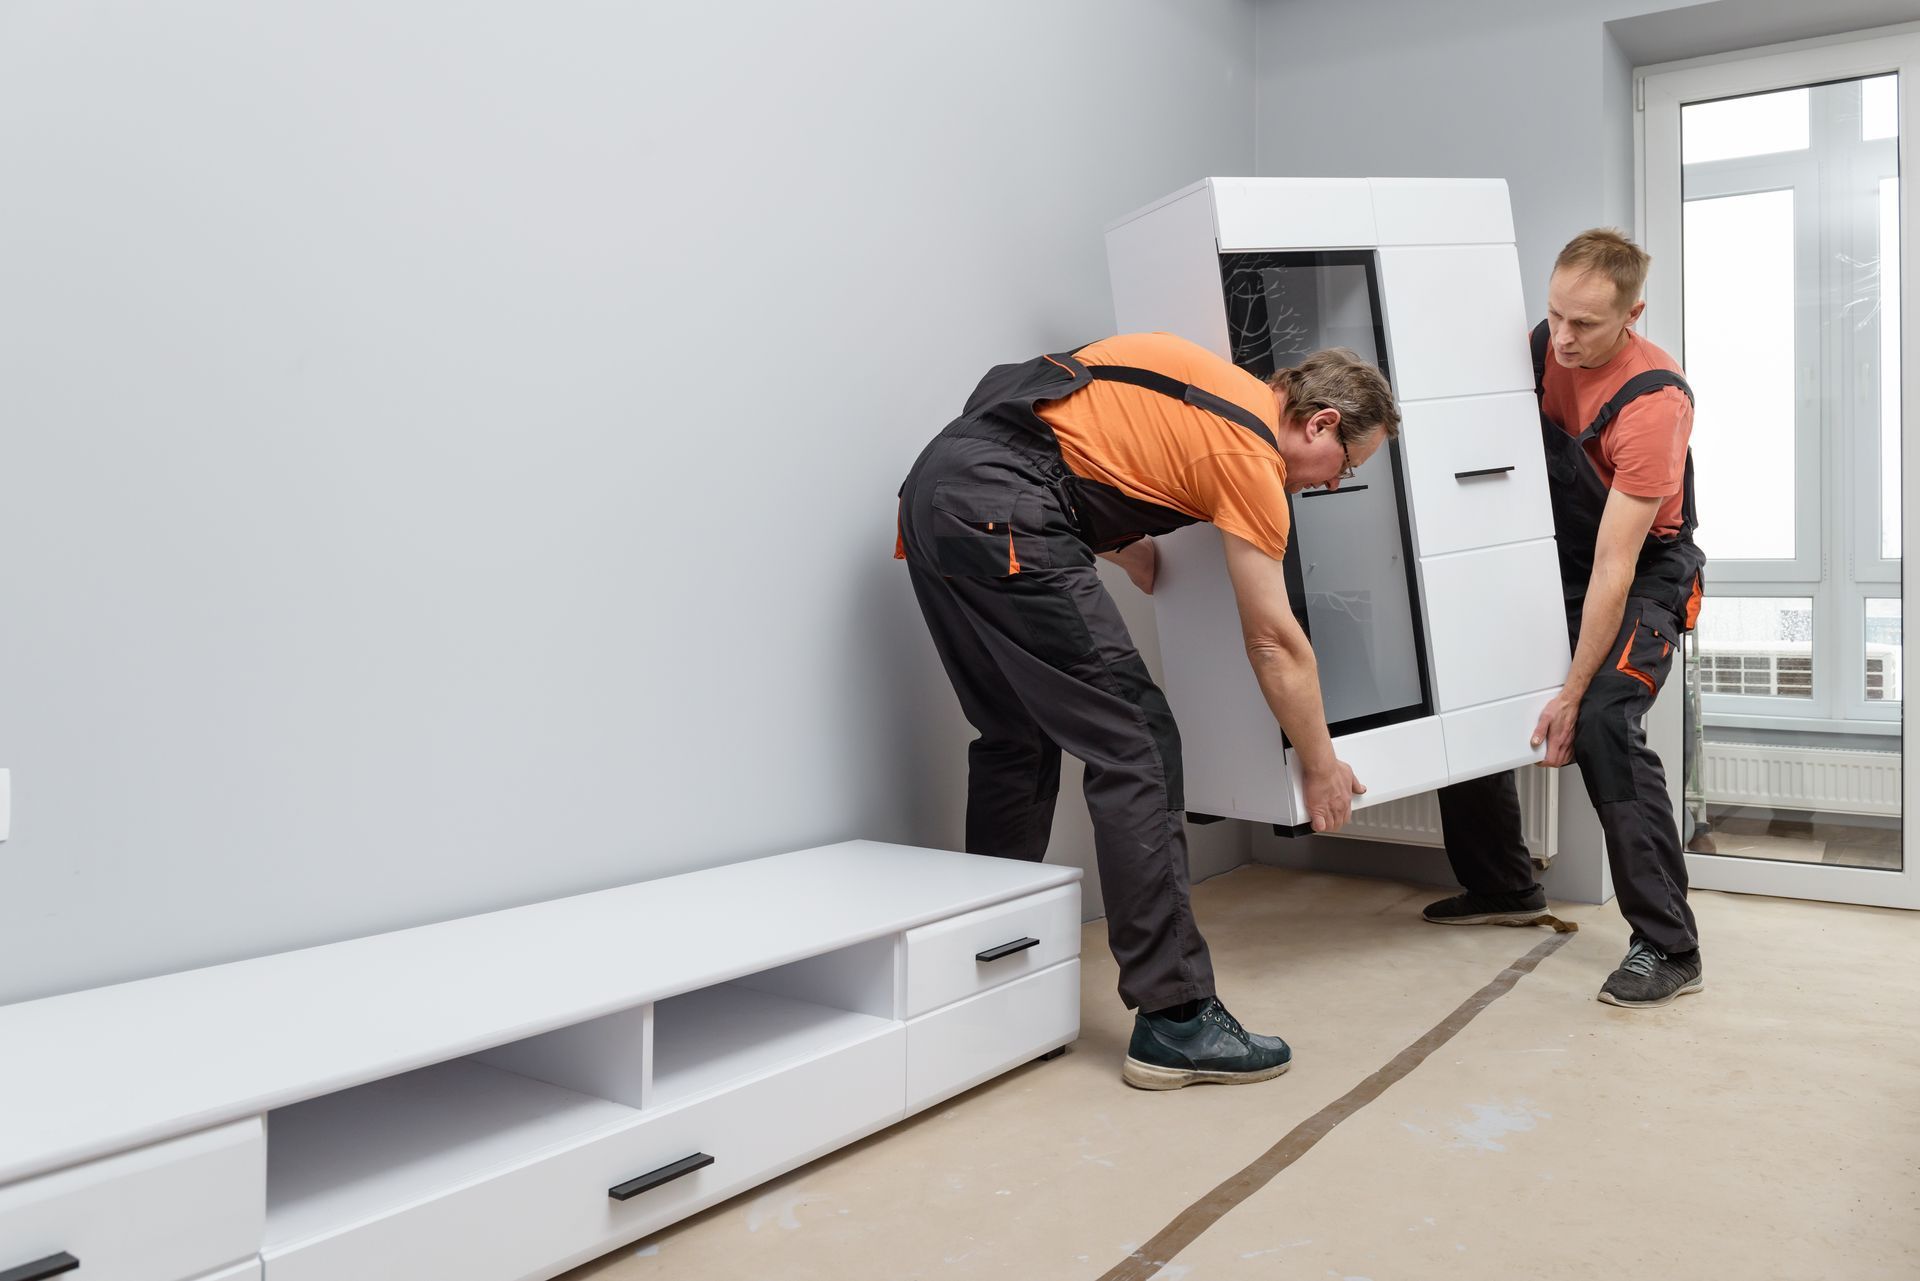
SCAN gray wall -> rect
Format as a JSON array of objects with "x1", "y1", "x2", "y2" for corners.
[{"x1": 0, "y1": 0, "x2": 1256, "y2": 1004}]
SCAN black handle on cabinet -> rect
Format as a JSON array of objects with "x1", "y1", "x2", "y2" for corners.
[
  {"x1": 1454, "y1": 465, "x2": 1515, "y2": 481},
  {"x1": 609, "y1": 1153, "x2": 714, "y2": 1201},
  {"x1": 1299, "y1": 484, "x2": 1369, "y2": 498},
  {"x1": 976, "y1": 936, "x2": 1040, "y2": 963},
  {"x1": 0, "y1": 1253, "x2": 80, "y2": 1281}
]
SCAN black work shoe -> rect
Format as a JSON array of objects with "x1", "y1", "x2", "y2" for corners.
[
  {"x1": 1598, "y1": 939, "x2": 1704, "y2": 1008},
  {"x1": 1121, "y1": 997, "x2": 1291, "y2": 1090},
  {"x1": 1422, "y1": 890, "x2": 1551, "y2": 927}
]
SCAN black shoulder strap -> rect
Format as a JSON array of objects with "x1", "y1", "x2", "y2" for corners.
[
  {"x1": 1083, "y1": 362, "x2": 1280, "y2": 452},
  {"x1": 1589, "y1": 368, "x2": 1694, "y2": 435},
  {"x1": 1529, "y1": 320, "x2": 1549, "y2": 397}
]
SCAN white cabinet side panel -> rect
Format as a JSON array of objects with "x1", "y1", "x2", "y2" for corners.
[
  {"x1": 1211, "y1": 178, "x2": 1376, "y2": 250},
  {"x1": 1368, "y1": 178, "x2": 1515, "y2": 247},
  {"x1": 1398, "y1": 393, "x2": 1555, "y2": 557},
  {"x1": 1150, "y1": 524, "x2": 1295, "y2": 823},
  {"x1": 1420, "y1": 540, "x2": 1571, "y2": 712},
  {"x1": 1104, "y1": 190, "x2": 1230, "y2": 355},
  {"x1": 1376, "y1": 245, "x2": 1533, "y2": 402},
  {"x1": 1441, "y1": 689, "x2": 1557, "y2": 784}
]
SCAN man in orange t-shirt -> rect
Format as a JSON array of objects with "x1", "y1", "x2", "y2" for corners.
[
  {"x1": 1425, "y1": 230, "x2": 1707, "y2": 1011},
  {"x1": 896, "y1": 335, "x2": 1398, "y2": 1088}
]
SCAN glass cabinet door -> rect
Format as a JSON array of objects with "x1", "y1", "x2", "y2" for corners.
[{"x1": 1219, "y1": 250, "x2": 1432, "y2": 733}]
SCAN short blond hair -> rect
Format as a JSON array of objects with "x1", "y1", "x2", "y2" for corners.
[
  {"x1": 1266, "y1": 348, "x2": 1400, "y2": 444},
  {"x1": 1554, "y1": 228, "x2": 1650, "y2": 309}
]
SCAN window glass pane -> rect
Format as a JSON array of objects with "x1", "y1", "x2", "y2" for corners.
[
  {"x1": 1683, "y1": 190, "x2": 1797, "y2": 560},
  {"x1": 1696, "y1": 597, "x2": 1814, "y2": 698},
  {"x1": 1863, "y1": 74, "x2": 1899, "y2": 141},
  {"x1": 1865, "y1": 599, "x2": 1903, "y2": 702},
  {"x1": 1683, "y1": 88, "x2": 1809, "y2": 164},
  {"x1": 1882, "y1": 175, "x2": 1903, "y2": 560}
]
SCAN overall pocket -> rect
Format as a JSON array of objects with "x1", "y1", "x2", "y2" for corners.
[{"x1": 930, "y1": 480, "x2": 1046, "y2": 577}]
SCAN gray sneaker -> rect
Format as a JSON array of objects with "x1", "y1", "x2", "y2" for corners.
[
  {"x1": 1598, "y1": 939, "x2": 1704, "y2": 1008},
  {"x1": 1121, "y1": 997, "x2": 1291, "y2": 1090},
  {"x1": 1422, "y1": 890, "x2": 1550, "y2": 926}
]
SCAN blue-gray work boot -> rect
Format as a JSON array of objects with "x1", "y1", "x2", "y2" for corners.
[
  {"x1": 1121, "y1": 997, "x2": 1292, "y2": 1090},
  {"x1": 1598, "y1": 939, "x2": 1704, "y2": 1008}
]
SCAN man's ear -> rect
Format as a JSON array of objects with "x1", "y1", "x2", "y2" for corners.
[
  {"x1": 1309, "y1": 407, "x2": 1343, "y2": 439},
  {"x1": 1627, "y1": 298, "x2": 1647, "y2": 328}
]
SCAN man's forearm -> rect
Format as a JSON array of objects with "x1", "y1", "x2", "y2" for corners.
[
  {"x1": 1246, "y1": 640, "x2": 1337, "y2": 774},
  {"x1": 1565, "y1": 561, "x2": 1636, "y2": 700}
]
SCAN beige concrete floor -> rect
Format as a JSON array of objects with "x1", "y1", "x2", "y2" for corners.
[{"x1": 562, "y1": 865, "x2": 1920, "y2": 1280}]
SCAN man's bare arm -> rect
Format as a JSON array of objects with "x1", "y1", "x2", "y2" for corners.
[
  {"x1": 1097, "y1": 537, "x2": 1157, "y2": 594},
  {"x1": 1532, "y1": 490, "x2": 1662, "y2": 764},
  {"x1": 1220, "y1": 531, "x2": 1365, "y2": 831}
]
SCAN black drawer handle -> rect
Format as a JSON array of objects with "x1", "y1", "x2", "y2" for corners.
[
  {"x1": 976, "y1": 936, "x2": 1040, "y2": 963},
  {"x1": 0, "y1": 1254, "x2": 80, "y2": 1281},
  {"x1": 1300, "y1": 484, "x2": 1369, "y2": 498},
  {"x1": 1454, "y1": 465, "x2": 1515, "y2": 481},
  {"x1": 609, "y1": 1153, "x2": 714, "y2": 1201}
]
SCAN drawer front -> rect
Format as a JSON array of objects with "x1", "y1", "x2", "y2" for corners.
[
  {"x1": 263, "y1": 1029, "x2": 904, "y2": 1281},
  {"x1": 1369, "y1": 178, "x2": 1514, "y2": 247},
  {"x1": 1286, "y1": 716, "x2": 1450, "y2": 819},
  {"x1": 906, "y1": 960, "x2": 1080, "y2": 1114},
  {"x1": 1419, "y1": 540, "x2": 1572, "y2": 712},
  {"x1": 1441, "y1": 689, "x2": 1557, "y2": 784},
  {"x1": 1211, "y1": 177, "x2": 1376, "y2": 250},
  {"x1": 1399, "y1": 393, "x2": 1554, "y2": 557},
  {"x1": 0, "y1": 1119, "x2": 264, "y2": 1281},
  {"x1": 1376, "y1": 245, "x2": 1532, "y2": 402},
  {"x1": 904, "y1": 884, "x2": 1081, "y2": 1018}
]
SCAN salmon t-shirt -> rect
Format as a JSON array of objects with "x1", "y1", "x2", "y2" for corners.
[
  {"x1": 1539, "y1": 330, "x2": 1693, "y2": 537},
  {"x1": 1036, "y1": 333, "x2": 1292, "y2": 559}
]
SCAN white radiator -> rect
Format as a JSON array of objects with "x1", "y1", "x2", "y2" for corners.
[
  {"x1": 1700, "y1": 742, "x2": 1903, "y2": 817},
  {"x1": 1331, "y1": 767, "x2": 1558, "y2": 859}
]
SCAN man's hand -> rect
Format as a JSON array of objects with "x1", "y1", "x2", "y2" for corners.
[
  {"x1": 1303, "y1": 758, "x2": 1366, "y2": 833},
  {"x1": 1531, "y1": 692, "x2": 1578, "y2": 767}
]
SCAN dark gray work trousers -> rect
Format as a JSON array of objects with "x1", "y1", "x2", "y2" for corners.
[
  {"x1": 1437, "y1": 597, "x2": 1700, "y2": 954},
  {"x1": 898, "y1": 430, "x2": 1214, "y2": 1013}
]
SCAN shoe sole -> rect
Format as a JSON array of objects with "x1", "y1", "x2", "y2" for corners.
[
  {"x1": 1422, "y1": 911, "x2": 1551, "y2": 927},
  {"x1": 1597, "y1": 977, "x2": 1705, "y2": 1009},
  {"x1": 1120, "y1": 1057, "x2": 1293, "y2": 1090}
]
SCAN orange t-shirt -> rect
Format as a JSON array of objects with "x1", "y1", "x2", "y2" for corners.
[
  {"x1": 1539, "y1": 330, "x2": 1692, "y2": 538},
  {"x1": 1036, "y1": 333, "x2": 1292, "y2": 558}
]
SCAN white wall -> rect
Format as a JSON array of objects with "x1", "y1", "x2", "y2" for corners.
[{"x1": 0, "y1": 0, "x2": 1256, "y2": 1004}]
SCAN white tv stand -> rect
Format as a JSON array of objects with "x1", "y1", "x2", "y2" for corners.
[{"x1": 0, "y1": 841, "x2": 1082, "y2": 1281}]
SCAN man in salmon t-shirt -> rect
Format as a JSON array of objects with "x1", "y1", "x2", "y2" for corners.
[
  {"x1": 1424, "y1": 229, "x2": 1708, "y2": 1010},
  {"x1": 896, "y1": 335, "x2": 1399, "y2": 1089}
]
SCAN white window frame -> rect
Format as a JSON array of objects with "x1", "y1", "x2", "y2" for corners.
[{"x1": 1638, "y1": 24, "x2": 1920, "y2": 910}]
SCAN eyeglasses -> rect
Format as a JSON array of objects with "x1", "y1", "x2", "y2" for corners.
[{"x1": 1334, "y1": 439, "x2": 1357, "y2": 484}]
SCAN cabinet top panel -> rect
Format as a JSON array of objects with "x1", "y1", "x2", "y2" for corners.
[{"x1": 0, "y1": 841, "x2": 1077, "y2": 1187}]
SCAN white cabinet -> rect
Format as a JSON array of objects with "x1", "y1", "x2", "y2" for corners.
[
  {"x1": 1105, "y1": 178, "x2": 1569, "y2": 831},
  {"x1": 0, "y1": 843, "x2": 1082, "y2": 1281}
]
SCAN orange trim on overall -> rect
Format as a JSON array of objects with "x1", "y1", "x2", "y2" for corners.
[
  {"x1": 1043, "y1": 353, "x2": 1076, "y2": 377},
  {"x1": 1615, "y1": 615, "x2": 1656, "y2": 694},
  {"x1": 1684, "y1": 576, "x2": 1703, "y2": 630},
  {"x1": 1007, "y1": 530, "x2": 1020, "y2": 574}
]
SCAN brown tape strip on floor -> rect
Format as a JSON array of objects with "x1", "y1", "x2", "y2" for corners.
[{"x1": 1097, "y1": 930, "x2": 1576, "y2": 1281}]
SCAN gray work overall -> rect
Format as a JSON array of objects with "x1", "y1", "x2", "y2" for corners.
[
  {"x1": 1437, "y1": 324, "x2": 1705, "y2": 954},
  {"x1": 896, "y1": 349, "x2": 1282, "y2": 1011}
]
